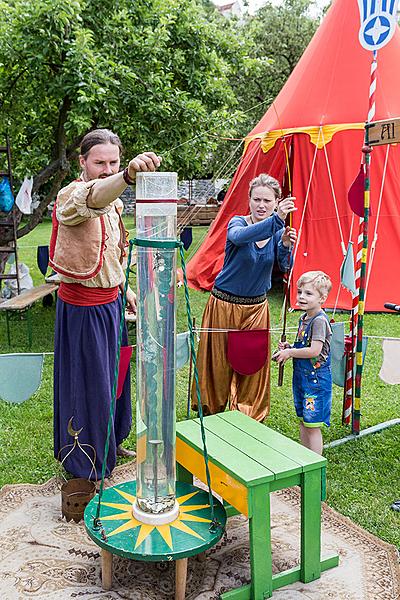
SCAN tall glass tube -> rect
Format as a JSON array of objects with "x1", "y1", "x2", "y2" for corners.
[{"x1": 133, "y1": 172, "x2": 178, "y2": 524}]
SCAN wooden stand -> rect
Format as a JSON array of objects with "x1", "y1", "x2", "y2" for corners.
[{"x1": 85, "y1": 480, "x2": 226, "y2": 600}]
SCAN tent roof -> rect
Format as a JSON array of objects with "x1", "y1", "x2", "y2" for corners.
[{"x1": 249, "y1": 0, "x2": 400, "y2": 137}]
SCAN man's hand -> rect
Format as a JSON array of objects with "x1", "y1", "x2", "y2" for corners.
[
  {"x1": 126, "y1": 288, "x2": 137, "y2": 314},
  {"x1": 281, "y1": 226, "x2": 297, "y2": 248},
  {"x1": 277, "y1": 196, "x2": 297, "y2": 221},
  {"x1": 127, "y1": 152, "x2": 161, "y2": 180}
]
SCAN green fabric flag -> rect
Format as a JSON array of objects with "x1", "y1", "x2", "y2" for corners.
[
  {"x1": 330, "y1": 323, "x2": 368, "y2": 388},
  {"x1": 0, "y1": 353, "x2": 44, "y2": 403},
  {"x1": 340, "y1": 242, "x2": 356, "y2": 294},
  {"x1": 176, "y1": 332, "x2": 190, "y2": 369},
  {"x1": 331, "y1": 322, "x2": 345, "y2": 387}
]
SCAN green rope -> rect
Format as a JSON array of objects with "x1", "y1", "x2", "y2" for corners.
[
  {"x1": 93, "y1": 236, "x2": 220, "y2": 533},
  {"x1": 93, "y1": 240, "x2": 134, "y2": 526},
  {"x1": 132, "y1": 237, "x2": 180, "y2": 249},
  {"x1": 179, "y1": 242, "x2": 220, "y2": 532}
]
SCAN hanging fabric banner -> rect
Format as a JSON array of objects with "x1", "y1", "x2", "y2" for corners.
[
  {"x1": 348, "y1": 166, "x2": 365, "y2": 217},
  {"x1": 331, "y1": 322, "x2": 346, "y2": 387},
  {"x1": 358, "y1": 0, "x2": 399, "y2": 51},
  {"x1": 227, "y1": 329, "x2": 269, "y2": 376},
  {"x1": 331, "y1": 323, "x2": 368, "y2": 387},
  {"x1": 37, "y1": 245, "x2": 50, "y2": 277},
  {"x1": 116, "y1": 346, "x2": 133, "y2": 399},
  {"x1": 340, "y1": 242, "x2": 357, "y2": 294},
  {"x1": 176, "y1": 331, "x2": 190, "y2": 369},
  {"x1": 0, "y1": 353, "x2": 44, "y2": 403},
  {"x1": 180, "y1": 227, "x2": 193, "y2": 251},
  {"x1": 379, "y1": 339, "x2": 400, "y2": 384},
  {"x1": 15, "y1": 176, "x2": 33, "y2": 214}
]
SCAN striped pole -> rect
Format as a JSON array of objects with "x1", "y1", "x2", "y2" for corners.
[
  {"x1": 343, "y1": 226, "x2": 363, "y2": 425},
  {"x1": 352, "y1": 51, "x2": 377, "y2": 434},
  {"x1": 342, "y1": 334, "x2": 353, "y2": 424}
]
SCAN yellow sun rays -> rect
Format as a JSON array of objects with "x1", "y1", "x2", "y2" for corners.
[{"x1": 100, "y1": 489, "x2": 211, "y2": 550}]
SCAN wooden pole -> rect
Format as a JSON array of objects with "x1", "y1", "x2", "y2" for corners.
[
  {"x1": 175, "y1": 557, "x2": 188, "y2": 600},
  {"x1": 101, "y1": 549, "x2": 113, "y2": 591},
  {"x1": 186, "y1": 317, "x2": 195, "y2": 418}
]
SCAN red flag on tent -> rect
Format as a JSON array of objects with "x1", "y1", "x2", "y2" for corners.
[
  {"x1": 348, "y1": 165, "x2": 365, "y2": 217},
  {"x1": 348, "y1": 164, "x2": 373, "y2": 217}
]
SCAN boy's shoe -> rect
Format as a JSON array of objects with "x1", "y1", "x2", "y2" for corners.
[{"x1": 390, "y1": 500, "x2": 400, "y2": 512}]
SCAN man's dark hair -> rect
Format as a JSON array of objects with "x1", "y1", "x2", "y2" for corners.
[{"x1": 80, "y1": 129, "x2": 123, "y2": 158}]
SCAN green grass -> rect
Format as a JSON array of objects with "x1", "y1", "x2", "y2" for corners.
[{"x1": 0, "y1": 222, "x2": 399, "y2": 549}]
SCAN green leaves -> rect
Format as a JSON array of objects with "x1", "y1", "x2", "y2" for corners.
[
  {"x1": 0, "y1": 0, "x2": 253, "y2": 184},
  {"x1": 0, "y1": 0, "x2": 319, "y2": 236}
]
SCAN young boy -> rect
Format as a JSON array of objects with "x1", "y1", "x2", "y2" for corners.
[{"x1": 274, "y1": 271, "x2": 332, "y2": 454}]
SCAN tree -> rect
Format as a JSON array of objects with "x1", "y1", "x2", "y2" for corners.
[
  {"x1": 0, "y1": 0, "x2": 259, "y2": 243},
  {"x1": 231, "y1": 0, "x2": 320, "y2": 135}
]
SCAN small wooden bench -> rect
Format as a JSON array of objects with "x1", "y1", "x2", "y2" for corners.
[
  {"x1": 0, "y1": 283, "x2": 59, "y2": 347},
  {"x1": 176, "y1": 411, "x2": 339, "y2": 599}
]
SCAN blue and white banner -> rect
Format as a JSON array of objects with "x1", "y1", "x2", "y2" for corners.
[{"x1": 358, "y1": 0, "x2": 399, "y2": 51}]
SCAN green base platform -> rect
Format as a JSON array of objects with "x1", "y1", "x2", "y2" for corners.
[{"x1": 84, "y1": 480, "x2": 226, "y2": 562}]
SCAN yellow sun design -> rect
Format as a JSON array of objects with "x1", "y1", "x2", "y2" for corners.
[{"x1": 100, "y1": 489, "x2": 211, "y2": 550}]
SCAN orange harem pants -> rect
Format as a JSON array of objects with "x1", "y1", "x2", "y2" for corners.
[{"x1": 191, "y1": 294, "x2": 270, "y2": 422}]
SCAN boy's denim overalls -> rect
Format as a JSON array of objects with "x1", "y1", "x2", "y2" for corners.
[{"x1": 292, "y1": 312, "x2": 332, "y2": 427}]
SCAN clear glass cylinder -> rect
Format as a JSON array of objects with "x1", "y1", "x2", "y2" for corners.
[{"x1": 135, "y1": 173, "x2": 178, "y2": 515}]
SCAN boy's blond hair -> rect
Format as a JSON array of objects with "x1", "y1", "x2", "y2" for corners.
[{"x1": 297, "y1": 271, "x2": 332, "y2": 298}]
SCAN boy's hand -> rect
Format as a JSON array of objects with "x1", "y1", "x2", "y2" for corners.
[
  {"x1": 273, "y1": 348, "x2": 292, "y2": 364},
  {"x1": 278, "y1": 341, "x2": 291, "y2": 350}
]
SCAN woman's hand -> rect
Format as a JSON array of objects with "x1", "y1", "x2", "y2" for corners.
[
  {"x1": 126, "y1": 288, "x2": 137, "y2": 314},
  {"x1": 127, "y1": 152, "x2": 162, "y2": 180},
  {"x1": 277, "y1": 196, "x2": 297, "y2": 221},
  {"x1": 281, "y1": 226, "x2": 297, "y2": 248}
]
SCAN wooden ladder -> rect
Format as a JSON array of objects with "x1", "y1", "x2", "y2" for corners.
[{"x1": 0, "y1": 136, "x2": 20, "y2": 295}]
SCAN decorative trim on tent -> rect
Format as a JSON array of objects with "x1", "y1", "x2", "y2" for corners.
[{"x1": 244, "y1": 123, "x2": 365, "y2": 153}]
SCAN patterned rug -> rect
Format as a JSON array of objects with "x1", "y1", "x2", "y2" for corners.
[{"x1": 0, "y1": 463, "x2": 399, "y2": 600}]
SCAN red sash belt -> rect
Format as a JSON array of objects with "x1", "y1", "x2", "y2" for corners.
[{"x1": 59, "y1": 282, "x2": 119, "y2": 306}]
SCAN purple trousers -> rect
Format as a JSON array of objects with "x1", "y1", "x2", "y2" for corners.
[{"x1": 54, "y1": 297, "x2": 132, "y2": 479}]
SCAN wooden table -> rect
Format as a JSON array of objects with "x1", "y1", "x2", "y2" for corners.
[
  {"x1": 0, "y1": 283, "x2": 58, "y2": 347},
  {"x1": 176, "y1": 411, "x2": 339, "y2": 599}
]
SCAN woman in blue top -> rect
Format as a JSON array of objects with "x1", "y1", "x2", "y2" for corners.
[{"x1": 192, "y1": 173, "x2": 297, "y2": 421}]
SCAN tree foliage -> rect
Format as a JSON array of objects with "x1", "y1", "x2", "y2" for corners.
[
  {"x1": 0, "y1": 0, "x2": 320, "y2": 242},
  {"x1": 233, "y1": 0, "x2": 320, "y2": 134},
  {"x1": 0, "y1": 0, "x2": 257, "y2": 239}
]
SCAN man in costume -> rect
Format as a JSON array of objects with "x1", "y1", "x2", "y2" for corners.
[{"x1": 51, "y1": 128, "x2": 161, "y2": 479}]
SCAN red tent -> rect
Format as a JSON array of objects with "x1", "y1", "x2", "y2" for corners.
[{"x1": 186, "y1": 0, "x2": 400, "y2": 311}]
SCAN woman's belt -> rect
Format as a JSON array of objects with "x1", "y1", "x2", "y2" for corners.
[
  {"x1": 211, "y1": 286, "x2": 267, "y2": 305},
  {"x1": 59, "y1": 282, "x2": 119, "y2": 306}
]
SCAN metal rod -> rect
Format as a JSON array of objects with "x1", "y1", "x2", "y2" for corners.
[{"x1": 324, "y1": 419, "x2": 400, "y2": 449}]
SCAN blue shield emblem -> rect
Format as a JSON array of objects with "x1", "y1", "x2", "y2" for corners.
[{"x1": 358, "y1": 0, "x2": 399, "y2": 50}]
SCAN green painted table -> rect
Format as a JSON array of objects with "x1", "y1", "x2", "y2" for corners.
[{"x1": 176, "y1": 411, "x2": 339, "y2": 599}]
